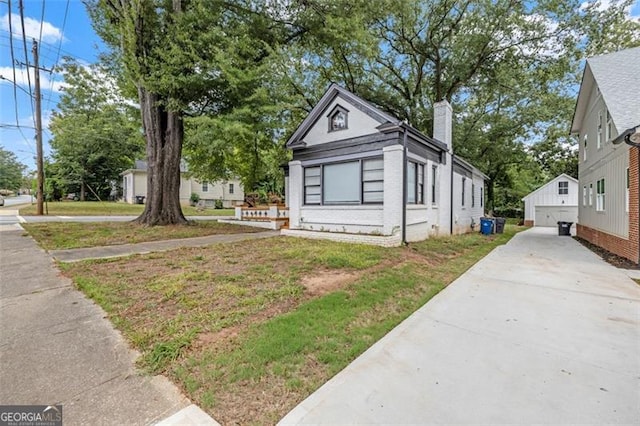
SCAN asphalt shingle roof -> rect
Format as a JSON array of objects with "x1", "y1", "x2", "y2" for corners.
[{"x1": 587, "y1": 47, "x2": 640, "y2": 132}]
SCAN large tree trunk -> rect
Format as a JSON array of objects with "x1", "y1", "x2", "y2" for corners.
[{"x1": 134, "y1": 87, "x2": 187, "y2": 226}]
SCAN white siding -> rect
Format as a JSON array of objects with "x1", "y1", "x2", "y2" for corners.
[
  {"x1": 302, "y1": 97, "x2": 382, "y2": 147},
  {"x1": 452, "y1": 171, "x2": 485, "y2": 234},
  {"x1": 579, "y1": 146, "x2": 629, "y2": 238},
  {"x1": 577, "y1": 77, "x2": 629, "y2": 238},
  {"x1": 523, "y1": 175, "x2": 579, "y2": 223}
]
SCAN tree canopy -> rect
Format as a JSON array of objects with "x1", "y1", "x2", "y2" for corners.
[
  {"x1": 48, "y1": 58, "x2": 144, "y2": 200},
  {"x1": 0, "y1": 147, "x2": 26, "y2": 192}
]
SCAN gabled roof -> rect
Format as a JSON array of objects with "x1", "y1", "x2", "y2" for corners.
[
  {"x1": 571, "y1": 47, "x2": 640, "y2": 134},
  {"x1": 521, "y1": 173, "x2": 578, "y2": 202},
  {"x1": 286, "y1": 83, "x2": 447, "y2": 151}
]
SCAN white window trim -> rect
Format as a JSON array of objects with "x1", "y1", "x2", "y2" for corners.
[
  {"x1": 596, "y1": 178, "x2": 605, "y2": 212},
  {"x1": 583, "y1": 134, "x2": 587, "y2": 162},
  {"x1": 597, "y1": 111, "x2": 603, "y2": 150},
  {"x1": 582, "y1": 185, "x2": 587, "y2": 207},
  {"x1": 589, "y1": 183, "x2": 593, "y2": 206}
]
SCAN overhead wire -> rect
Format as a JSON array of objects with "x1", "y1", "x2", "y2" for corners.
[
  {"x1": 6, "y1": 0, "x2": 20, "y2": 126},
  {"x1": 17, "y1": 0, "x2": 36, "y2": 128}
]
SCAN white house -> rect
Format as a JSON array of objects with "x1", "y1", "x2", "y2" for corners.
[
  {"x1": 281, "y1": 84, "x2": 487, "y2": 246},
  {"x1": 522, "y1": 174, "x2": 579, "y2": 227},
  {"x1": 572, "y1": 47, "x2": 640, "y2": 263},
  {"x1": 121, "y1": 160, "x2": 244, "y2": 207}
]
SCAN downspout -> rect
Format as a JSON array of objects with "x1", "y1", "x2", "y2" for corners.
[
  {"x1": 402, "y1": 126, "x2": 408, "y2": 245},
  {"x1": 450, "y1": 153, "x2": 454, "y2": 235}
]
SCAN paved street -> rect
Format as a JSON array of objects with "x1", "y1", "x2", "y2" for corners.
[{"x1": 281, "y1": 227, "x2": 640, "y2": 424}]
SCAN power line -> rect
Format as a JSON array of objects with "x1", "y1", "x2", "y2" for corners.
[
  {"x1": 37, "y1": 0, "x2": 45, "y2": 47},
  {"x1": 44, "y1": 0, "x2": 69, "y2": 114},
  {"x1": 6, "y1": 0, "x2": 20, "y2": 126},
  {"x1": 17, "y1": 0, "x2": 36, "y2": 128}
]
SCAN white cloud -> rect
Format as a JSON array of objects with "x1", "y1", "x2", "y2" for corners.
[
  {"x1": 580, "y1": 0, "x2": 640, "y2": 20},
  {"x1": 0, "y1": 13, "x2": 64, "y2": 44},
  {"x1": 0, "y1": 66, "x2": 65, "y2": 93}
]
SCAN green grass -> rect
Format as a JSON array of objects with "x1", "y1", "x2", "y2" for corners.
[
  {"x1": 19, "y1": 201, "x2": 233, "y2": 216},
  {"x1": 58, "y1": 226, "x2": 522, "y2": 424},
  {"x1": 24, "y1": 220, "x2": 264, "y2": 250}
]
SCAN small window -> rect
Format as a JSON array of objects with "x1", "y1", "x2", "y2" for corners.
[
  {"x1": 202, "y1": 181, "x2": 208, "y2": 192},
  {"x1": 461, "y1": 177, "x2": 466, "y2": 207},
  {"x1": 582, "y1": 185, "x2": 587, "y2": 207},
  {"x1": 558, "y1": 181, "x2": 568, "y2": 195},
  {"x1": 472, "y1": 183, "x2": 475, "y2": 207},
  {"x1": 304, "y1": 167, "x2": 321, "y2": 204},
  {"x1": 597, "y1": 111, "x2": 603, "y2": 149},
  {"x1": 606, "y1": 110, "x2": 613, "y2": 142},
  {"x1": 328, "y1": 106, "x2": 348, "y2": 132},
  {"x1": 583, "y1": 134, "x2": 587, "y2": 162},
  {"x1": 596, "y1": 178, "x2": 605, "y2": 211},
  {"x1": 431, "y1": 165, "x2": 437, "y2": 205},
  {"x1": 229, "y1": 183, "x2": 234, "y2": 194},
  {"x1": 589, "y1": 183, "x2": 593, "y2": 206},
  {"x1": 626, "y1": 168, "x2": 629, "y2": 213}
]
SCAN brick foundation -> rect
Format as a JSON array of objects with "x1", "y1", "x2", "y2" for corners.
[
  {"x1": 524, "y1": 220, "x2": 534, "y2": 227},
  {"x1": 576, "y1": 147, "x2": 639, "y2": 264}
]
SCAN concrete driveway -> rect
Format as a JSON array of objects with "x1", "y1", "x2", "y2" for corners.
[{"x1": 280, "y1": 227, "x2": 640, "y2": 424}]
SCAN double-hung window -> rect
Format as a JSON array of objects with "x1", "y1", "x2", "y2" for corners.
[
  {"x1": 202, "y1": 181, "x2": 209, "y2": 192},
  {"x1": 431, "y1": 165, "x2": 437, "y2": 205},
  {"x1": 589, "y1": 183, "x2": 593, "y2": 206},
  {"x1": 407, "y1": 161, "x2": 424, "y2": 204},
  {"x1": 606, "y1": 111, "x2": 612, "y2": 142},
  {"x1": 582, "y1": 185, "x2": 587, "y2": 207},
  {"x1": 362, "y1": 159, "x2": 384, "y2": 203},
  {"x1": 597, "y1": 111, "x2": 603, "y2": 149},
  {"x1": 304, "y1": 158, "x2": 384, "y2": 205},
  {"x1": 558, "y1": 181, "x2": 568, "y2": 195},
  {"x1": 596, "y1": 178, "x2": 605, "y2": 211},
  {"x1": 583, "y1": 135, "x2": 588, "y2": 162},
  {"x1": 304, "y1": 167, "x2": 321, "y2": 204},
  {"x1": 472, "y1": 183, "x2": 476, "y2": 207},
  {"x1": 461, "y1": 177, "x2": 466, "y2": 207}
]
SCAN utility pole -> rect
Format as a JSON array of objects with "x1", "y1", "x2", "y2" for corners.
[{"x1": 33, "y1": 39, "x2": 44, "y2": 215}]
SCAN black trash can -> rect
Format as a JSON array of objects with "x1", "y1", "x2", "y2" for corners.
[
  {"x1": 557, "y1": 221, "x2": 572, "y2": 236},
  {"x1": 135, "y1": 195, "x2": 145, "y2": 205},
  {"x1": 495, "y1": 217, "x2": 506, "y2": 234}
]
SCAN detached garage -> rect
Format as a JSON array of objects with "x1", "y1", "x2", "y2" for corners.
[{"x1": 522, "y1": 174, "x2": 578, "y2": 227}]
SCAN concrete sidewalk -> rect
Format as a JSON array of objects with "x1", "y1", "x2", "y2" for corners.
[
  {"x1": 49, "y1": 231, "x2": 279, "y2": 262},
  {"x1": 0, "y1": 228, "x2": 219, "y2": 425},
  {"x1": 280, "y1": 227, "x2": 640, "y2": 424}
]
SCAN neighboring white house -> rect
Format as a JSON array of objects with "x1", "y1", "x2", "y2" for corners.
[
  {"x1": 121, "y1": 160, "x2": 244, "y2": 207},
  {"x1": 572, "y1": 47, "x2": 640, "y2": 264},
  {"x1": 282, "y1": 84, "x2": 487, "y2": 246},
  {"x1": 522, "y1": 174, "x2": 579, "y2": 227}
]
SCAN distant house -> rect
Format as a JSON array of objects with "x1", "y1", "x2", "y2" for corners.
[
  {"x1": 282, "y1": 84, "x2": 487, "y2": 246},
  {"x1": 572, "y1": 47, "x2": 640, "y2": 263},
  {"x1": 522, "y1": 174, "x2": 579, "y2": 227},
  {"x1": 121, "y1": 160, "x2": 244, "y2": 208}
]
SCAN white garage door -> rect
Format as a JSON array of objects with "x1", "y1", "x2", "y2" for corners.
[{"x1": 534, "y1": 205, "x2": 578, "y2": 227}]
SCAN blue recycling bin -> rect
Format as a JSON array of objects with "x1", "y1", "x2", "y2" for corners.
[{"x1": 480, "y1": 218, "x2": 494, "y2": 235}]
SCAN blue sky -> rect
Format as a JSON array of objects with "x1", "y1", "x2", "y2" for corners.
[
  {"x1": 1, "y1": 0, "x2": 640, "y2": 171},
  {"x1": 0, "y1": 0, "x2": 105, "y2": 170}
]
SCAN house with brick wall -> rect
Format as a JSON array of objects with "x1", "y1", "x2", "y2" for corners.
[
  {"x1": 572, "y1": 47, "x2": 640, "y2": 263},
  {"x1": 282, "y1": 84, "x2": 487, "y2": 246}
]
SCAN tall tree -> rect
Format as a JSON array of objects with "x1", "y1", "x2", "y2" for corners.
[
  {"x1": 0, "y1": 147, "x2": 26, "y2": 192},
  {"x1": 48, "y1": 59, "x2": 143, "y2": 200}
]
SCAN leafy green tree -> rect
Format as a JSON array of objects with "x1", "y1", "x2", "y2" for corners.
[
  {"x1": 48, "y1": 59, "x2": 143, "y2": 201},
  {"x1": 0, "y1": 147, "x2": 26, "y2": 191}
]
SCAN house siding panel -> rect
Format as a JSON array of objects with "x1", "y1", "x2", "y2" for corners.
[
  {"x1": 303, "y1": 97, "x2": 382, "y2": 147},
  {"x1": 579, "y1": 146, "x2": 629, "y2": 238}
]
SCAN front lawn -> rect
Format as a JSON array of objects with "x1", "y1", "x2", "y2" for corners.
[
  {"x1": 57, "y1": 226, "x2": 521, "y2": 424},
  {"x1": 24, "y1": 221, "x2": 263, "y2": 250},
  {"x1": 19, "y1": 201, "x2": 234, "y2": 217}
]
